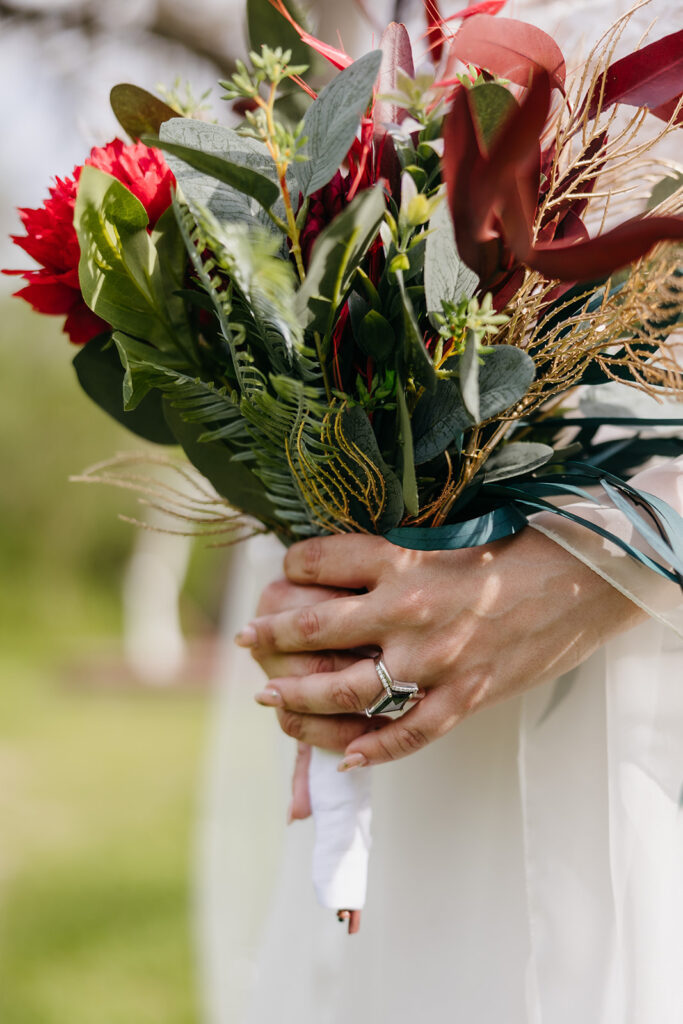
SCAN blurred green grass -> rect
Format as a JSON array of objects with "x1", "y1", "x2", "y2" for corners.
[{"x1": 0, "y1": 300, "x2": 213, "y2": 1023}]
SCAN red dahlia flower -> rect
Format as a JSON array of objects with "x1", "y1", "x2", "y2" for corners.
[{"x1": 4, "y1": 139, "x2": 174, "y2": 345}]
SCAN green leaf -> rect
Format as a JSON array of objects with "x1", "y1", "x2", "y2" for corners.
[
  {"x1": 73, "y1": 334, "x2": 176, "y2": 444},
  {"x1": 337, "y1": 406, "x2": 404, "y2": 530},
  {"x1": 159, "y1": 119, "x2": 290, "y2": 232},
  {"x1": 425, "y1": 195, "x2": 478, "y2": 319},
  {"x1": 397, "y1": 273, "x2": 438, "y2": 392},
  {"x1": 110, "y1": 84, "x2": 180, "y2": 140},
  {"x1": 412, "y1": 380, "x2": 470, "y2": 464},
  {"x1": 459, "y1": 329, "x2": 480, "y2": 421},
  {"x1": 74, "y1": 166, "x2": 191, "y2": 352},
  {"x1": 246, "y1": 0, "x2": 314, "y2": 68},
  {"x1": 477, "y1": 345, "x2": 535, "y2": 421},
  {"x1": 113, "y1": 332, "x2": 189, "y2": 410},
  {"x1": 148, "y1": 135, "x2": 280, "y2": 212},
  {"x1": 163, "y1": 401, "x2": 279, "y2": 526},
  {"x1": 483, "y1": 441, "x2": 554, "y2": 482},
  {"x1": 296, "y1": 50, "x2": 383, "y2": 197},
  {"x1": 295, "y1": 184, "x2": 386, "y2": 335},
  {"x1": 396, "y1": 381, "x2": 418, "y2": 516},
  {"x1": 357, "y1": 309, "x2": 396, "y2": 360},
  {"x1": 647, "y1": 170, "x2": 683, "y2": 210},
  {"x1": 468, "y1": 82, "x2": 518, "y2": 153}
]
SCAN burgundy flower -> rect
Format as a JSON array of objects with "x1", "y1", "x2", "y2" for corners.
[
  {"x1": 4, "y1": 139, "x2": 174, "y2": 345},
  {"x1": 300, "y1": 170, "x2": 349, "y2": 267}
]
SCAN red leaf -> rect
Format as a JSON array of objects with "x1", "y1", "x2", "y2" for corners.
[
  {"x1": 374, "y1": 22, "x2": 415, "y2": 127},
  {"x1": 583, "y1": 29, "x2": 683, "y2": 121},
  {"x1": 650, "y1": 93, "x2": 683, "y2": 126},
  {"x1": 447, "y1": 15, "x2": 566, "y2": 94},
  {"x1": 509, "y1": 200, "x2": 683, "y2": 281}
]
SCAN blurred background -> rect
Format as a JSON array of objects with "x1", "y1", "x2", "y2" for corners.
[
  {"x1": 0, "y1": 1, "x2": 383, "y2": 1019},
  {"x1": 0, "y1": 3, "x2": 251, "y2": 1022}
]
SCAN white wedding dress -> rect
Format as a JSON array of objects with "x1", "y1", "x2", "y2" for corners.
[{"x1": 193, "y1": 3, "x2": 683, "y2": 1022}]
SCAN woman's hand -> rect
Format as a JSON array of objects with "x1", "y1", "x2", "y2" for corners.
[{"x1": 239, "y1": 529, "x2": 645, "y2": 770}]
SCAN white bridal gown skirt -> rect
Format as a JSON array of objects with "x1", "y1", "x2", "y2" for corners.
[{"x1": 195, "y1": 522, "x2": 683, "y2": 1024}]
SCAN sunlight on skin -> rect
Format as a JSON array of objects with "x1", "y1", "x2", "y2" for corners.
[{"x1": 242, "y1": 530, "x2": 646, "y2": 769}]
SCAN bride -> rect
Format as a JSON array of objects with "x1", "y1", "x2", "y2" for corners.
[{"x1": 195, "y1": 2, "x2": 683, "y2": 1022}]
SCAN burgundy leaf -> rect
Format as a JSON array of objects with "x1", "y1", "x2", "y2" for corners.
[
  {"x1": 508, "y1": 199, "x2": 683, "y2": 282},
  {"x1": 374, "y1": 22, "x2": 415, "y2": 128},
  {"x1": 650, "y1": 93, "x2": 683, "y2": 126},
  {"x1": 447, "y1": 15, "x2": 566, "y2": 94},
  {"x1": 583, "y1": 29, "x2": 683, "y2": 121}
]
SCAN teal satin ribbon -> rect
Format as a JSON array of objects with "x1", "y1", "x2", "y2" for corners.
[{"x1": 384, "y1": 504, "x2": 528, "y2": 551}]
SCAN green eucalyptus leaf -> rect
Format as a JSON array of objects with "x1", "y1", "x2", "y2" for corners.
[
  {"x1": 483, "y1": 441, "x2": 554, "y2": 482},
  {"x1": 647, "y1": 170, "x2": 683, "y2": 211},
  {"x1": 477, "y1": 345, "x2": 535, "y2": 421},
  {"x1": 74, "y1": 166, "x2": 190, "y2": 352},
  {"x1": 296, "y1": 50, "x2": 383, "y2": 197},
  {"x1": 163, "y1": 400, "x2": 279, "y2": 526},
  {"x1": 110, "y1": 84, "x2": 180, "y2": 140},
  {"x1": 459, "y1": 329, "x2": 480, "y2": 421},
  {"x1": 159, "y1": 119, "x2": 291, "y2": 231},
  {"x1": 425, "y1": 196, "x2": 478, "y2": 319},
  {"x1": 73, "y1": 334, "x2": 176, "y2": 444},
  {"x1": 148, "y1": 135, "x2": 280, "y2": 212},
  {"x1": 398, "y1": 274, "x2": 438, "y2": 392},
  {"x1": 357, "y1": 309, "x2": 396, "y2": 360},
  {"x1": 295, "y1": 184, "x2": 386, "y2": 335},
  {"x1": 412, "y1": 380, "x2": 470, "y2": 465},
  {"x1": 396, "y1": 381, "x2": 418, "y2": 516},
  {"x1": 468, "y1": 82, "x2": 518, "y2": 153}
]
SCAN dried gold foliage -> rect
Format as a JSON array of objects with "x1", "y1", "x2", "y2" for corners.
[
  {"x1": 286, "y1": 406, "x2": 389, "y2": 534},
  {"x1": 71, "y1": 452, "x2": 264, "y2": 546}
]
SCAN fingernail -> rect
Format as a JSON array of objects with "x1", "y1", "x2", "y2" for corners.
[
  {"x1": 235, "y1": 624, "x2": 258, "y2": 647},
  {"x1": 337, "y1": 910, "x2": 350, "y2": 923},
  {"x1": 254, "y1": 688, "x2": 283, "y2": 707},
  {"x1": 337, "y1": 753, "x2": 368, "y2": 772}
]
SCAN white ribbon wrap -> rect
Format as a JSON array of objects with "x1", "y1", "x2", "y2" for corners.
[{"x1": 308, "y1": 746, "x2": 372, "y2": 910}]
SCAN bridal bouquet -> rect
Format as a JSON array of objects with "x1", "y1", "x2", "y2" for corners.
[{"x1": 7, "y1": 0, "x2": 683, "y2": 927}]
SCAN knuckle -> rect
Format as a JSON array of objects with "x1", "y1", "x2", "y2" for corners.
[
  {"x1": 279, "y1": 710, "x2": 304, "y2": 740},
  {"x1": 287, "y1": 537, "x2": 322, "y2": 583},
  {"x1": 330, "y1": 679, "x2": 364, "y2": 714},
  {"x1": 307, "y1": 652, "x2": 336, "y2": 675},
  {"x1": 394, "y1": 723, "x2": 430, "y2": 755},
  {"x1": 295, "y1": 607, "x2": 320, "y2": 645}
]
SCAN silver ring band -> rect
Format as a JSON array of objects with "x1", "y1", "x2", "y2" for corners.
[{"x1": 364, "y1": 655, "x2": 419, "y2": 717}]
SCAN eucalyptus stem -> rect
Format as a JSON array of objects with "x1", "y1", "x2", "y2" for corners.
[{"x1": 256, "y1": 83, "x2": 306, "y2": 282}]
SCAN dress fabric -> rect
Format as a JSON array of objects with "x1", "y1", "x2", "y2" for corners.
[{"x1": 193, "y1": 1, "x2": 683, "y2": 1020}]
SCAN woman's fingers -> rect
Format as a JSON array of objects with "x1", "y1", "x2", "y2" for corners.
[
  {"x1": 238, "y1": 593, "x2": 377, "y2": 654},
  {"x1": 255, "y1": 649, "x2": 359, "y2": 681},
  {"x1": 288, "y1": 743, "x2": 312, "y2": 822},
  {"x1": 283, "y1": 535, "x2": 395, "y2": 589},
  {"x1": 275, "y1": 707, "x2": 390, "y2": 752},
  {"x1": 338, "y1": 690, "x2": 460, "y2": 768},
  {"x1": 257, "y1": 658, "x2": 427, "y2": 716}
]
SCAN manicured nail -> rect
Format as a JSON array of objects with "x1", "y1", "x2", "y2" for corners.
[
  {"x1": 235, "y1": 624, "x2": 258, "y2": 647},
  {"x1": 337, "y1": 753, "x2": 368, "y2": 772},
  {"x1": 254, "y1": 688, "x2": 283, "y2": 707},
  {"x1": 337, "y1": 909, "x2": 350, "y2": 923}
]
